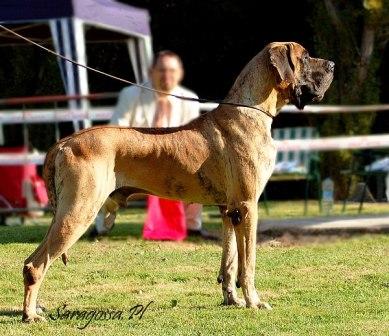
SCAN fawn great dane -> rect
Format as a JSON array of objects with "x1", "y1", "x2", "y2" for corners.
[{"x1": 22, "y1": 42, "x2": 334, "y2": 322}]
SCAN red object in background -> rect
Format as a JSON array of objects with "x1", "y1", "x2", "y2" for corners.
[
  {"x1": 143, "y1": 195, "x2": 187, "y2": 241},
  {"x1": 0, "y1": 146, "x2": 48, "y2": 209},
  {"x1": 30, "y1": 175, "x2": 49, "y2": 205}
]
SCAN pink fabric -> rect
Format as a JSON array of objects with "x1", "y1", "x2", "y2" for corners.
[
  {"x1": 31, "y1": 175, "x2": 49, "y2": 206},
  {"x1": 143, "y1": 195, "x2": 187, "y2": 241},
  {"x1": 0, "y1": 146, "x2": 36, "y2": 208}
]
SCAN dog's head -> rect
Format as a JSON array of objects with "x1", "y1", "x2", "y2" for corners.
[{"x1": 268, "y1": 42, "x2": 334, "y2": 109}]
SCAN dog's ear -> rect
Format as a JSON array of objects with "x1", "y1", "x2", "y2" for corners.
[{"x1": 269, "y1": 44, "x2": 296, "y2": 89}]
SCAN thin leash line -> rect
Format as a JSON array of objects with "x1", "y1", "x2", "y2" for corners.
[{"x1": 0, "y1": 24, "x2": 274, "y2": 119}]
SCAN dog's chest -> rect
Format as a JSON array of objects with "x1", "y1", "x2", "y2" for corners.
[{"x1": 245, "y1": 137, "x2": 277, "y2": 185}]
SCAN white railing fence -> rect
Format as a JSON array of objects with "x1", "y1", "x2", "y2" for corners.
[{"x1": 0, "y1": 93, "x2": 388, "y2": 214}]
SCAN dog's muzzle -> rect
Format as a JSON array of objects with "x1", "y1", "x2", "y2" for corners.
[{"x1": 293, "y1": 60, "x2": 335, "y2": 110}]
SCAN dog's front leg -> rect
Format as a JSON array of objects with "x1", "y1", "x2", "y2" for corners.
[
  {"x1": 92, "y1": 197, "x2": 118, "y2": 236},
  {"x1": 229, "y1": 201, "x2": 272, "y2": 309},
  {"x1": 217, "y1": 206, "x2": 245, "y2": 306}
]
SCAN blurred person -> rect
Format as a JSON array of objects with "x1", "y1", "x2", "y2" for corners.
[{"x1": 91, "y1": 50, "x2": 216, "y2": 240}]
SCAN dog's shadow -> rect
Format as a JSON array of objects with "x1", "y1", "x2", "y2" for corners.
[
  {"x1": 103, "y1": 221, "x2": 221, "y2": 245},
  {"x1": 0, "y1": 309, "x2": 22, "y2": 322},
  {"x1": 0, "y1": 222, "x2": 49, "y2": 244},
  {"x1": 0, "y1": 219, "x2": 221, "y2": 244},
  {"x1": 0, "y1": 221, "x2": 145, "y2": 244},
  {"x1": 105, "y1": 221, "x2": 145, "y2": 241}
]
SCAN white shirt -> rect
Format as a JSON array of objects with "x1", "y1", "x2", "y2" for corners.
[{"x1": 110, "y1": 82, "x2": 200, "y2": 127}]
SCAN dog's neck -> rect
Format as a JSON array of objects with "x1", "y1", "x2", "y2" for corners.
[{"x1": 224, "y1": 50, "x2": 288, "y2": 120}]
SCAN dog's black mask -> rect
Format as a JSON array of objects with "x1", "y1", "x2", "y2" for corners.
[{"x1": 292, "y1": 56, "x2": 335, "y2": 110}]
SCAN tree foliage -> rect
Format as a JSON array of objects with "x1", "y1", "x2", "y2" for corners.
[{"x1": 308, "y1": 0, "x2": 388, "y2": 197}]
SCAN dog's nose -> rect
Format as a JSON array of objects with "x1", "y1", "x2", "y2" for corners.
[{"x1": 327, "y1": 61, "x2": 335, "y2": 72}]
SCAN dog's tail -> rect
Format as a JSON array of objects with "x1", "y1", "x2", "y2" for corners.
[
  {"x1": 42, "y1": 143, "x2": 68, "y2": 266},
  {"x1": 43, "y1": 143, "x2": 59, "y2": 214}
]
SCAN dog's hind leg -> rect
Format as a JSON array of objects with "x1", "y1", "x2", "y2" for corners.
[
  {"x1": 22, "y1": 161, "x2": 113, "y2": 322},
  {"x1": 217, "y1": 206, "x2": 245, "y2": 307}
]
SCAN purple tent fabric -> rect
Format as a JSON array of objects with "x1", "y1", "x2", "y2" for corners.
[
  {"x1": 0, "y1": 0, "x2": 150, "y2": 36},
  {"x1": 74, "y1": 0, "x2": 150, "y2": 36},
  {"x1": 0, "y1": 0, "x2": 152, "y2": 131}
]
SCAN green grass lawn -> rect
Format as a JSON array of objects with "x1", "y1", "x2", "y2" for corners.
[{"x1": 0, "y1": 202, "x2": 388, "y2": 335}]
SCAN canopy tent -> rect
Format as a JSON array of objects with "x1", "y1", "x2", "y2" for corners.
[{"x1": 0, "y1": 0, "x2": 153, "y2": 129}]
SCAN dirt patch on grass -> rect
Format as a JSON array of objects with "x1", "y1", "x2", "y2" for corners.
[
  {"x1": 258, "y1": 229, "x2": 387, "y2": 247},
  {"x1": 259, "y1": 232, "x2": 340, "y2": 247}
]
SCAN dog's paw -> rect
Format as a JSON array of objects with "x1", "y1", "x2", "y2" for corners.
[
  {"x1": 228, "y1": 297, "x2": 246, "y2": 307},
  {"x1": 22, "y1": 313, "x2": 46, "y2": 323},
  {"x1": 222, "y1": 297, "x2": 246, "y2": 307},
  {"x1": 222, "y1": 290, "x2": 246, "y2": 307},
  {"x1": 258, "y1": 301, "x2": 272, "y2": 310},
  {"x1": 245, "y1": 300, "x2": 272, "y2": 310}
]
